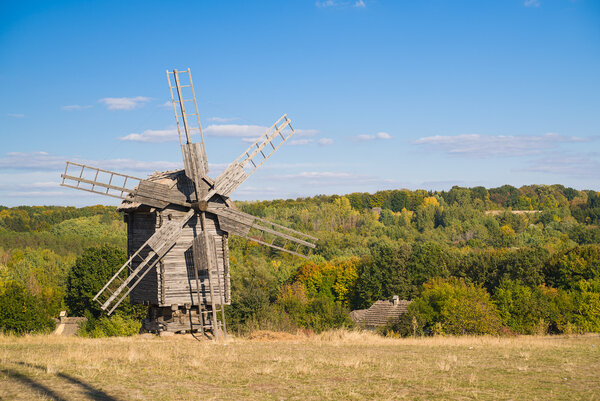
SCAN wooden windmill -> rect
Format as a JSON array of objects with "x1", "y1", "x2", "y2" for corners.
[{"x1": 60, "y1": 69, "x2": 317, "y2": 337}]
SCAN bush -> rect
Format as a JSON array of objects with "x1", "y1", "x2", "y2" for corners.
[
  {"x1": 493, "y1": 279, "x2": 553, "y2": 334},
  {"x1": 79, "y1": 313, "x2": 141, "y2": 337},
  {"x1": 409, "y1": 277, "x2": 503, "y2": 335},
  {"x1": 0, "y1": 281, "x2": 55, "y2": 334},
  {"x1": 65, "y1": 245, "x2": 127, "y2": 318}
]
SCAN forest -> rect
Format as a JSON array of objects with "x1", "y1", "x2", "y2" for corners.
[{"x1": 1, "y1": 184, "x2": 599, "y2": 336}]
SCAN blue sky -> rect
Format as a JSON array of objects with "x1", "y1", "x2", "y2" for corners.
[{"x1": 1, "y1": 0, "x2": 599, "y2": 207}]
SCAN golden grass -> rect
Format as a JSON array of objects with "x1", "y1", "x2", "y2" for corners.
[{"x1": 1, "y1": 330, "x2": 599, "y2": 400}]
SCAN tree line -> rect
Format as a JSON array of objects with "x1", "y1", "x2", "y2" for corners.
[{"x1": 1, "y1": 184, "x2": 599, "y2": 335}]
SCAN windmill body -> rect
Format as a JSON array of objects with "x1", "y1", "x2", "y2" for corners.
[
  {"x1": 60, "y1": 69, "x2": 317, "y2": 337},
  {"x1": 119, "y1": 170, "x2": 231, "y2": 333}
]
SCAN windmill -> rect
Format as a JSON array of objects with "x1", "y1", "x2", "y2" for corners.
[{"x1": 60, "y1": 69, "x2": 317, "y2": 338}]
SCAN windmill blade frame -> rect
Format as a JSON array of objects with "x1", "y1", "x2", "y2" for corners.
[
  {"x1": 208, "y1": 206, "x2": 317, "y2": 258},
  {"x1": 167, "y1": 69, "x2": 209, "y2": 185},
  {"x1": 61, "y1": 161, "x2": 143, "y2": 200},
  {"x1": 61, "y1": 161, "x2": 192, "y2": 209},
  {"x1": 93, "y1": 210, "x2": 195, "y2": 315},
  {"x1": 208, "y1": 114, "x2": 295, "y2": 200}
]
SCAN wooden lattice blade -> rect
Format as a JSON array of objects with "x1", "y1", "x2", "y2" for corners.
[
  {"x1": 207, "y1": 115, "x2": 295, "y2": 200},
  {"x1": 207, "y1": 206, "x2": 317, "y2": 258},
  {"x1": 60, "y1": 161, "x2": 141, "y2": 200},
  {"x1": 167, "y1": 68, "x2": 209, "y2": 185},
  {"x1": 94, "y1": 210, "x2": 195, "y2": 314}
]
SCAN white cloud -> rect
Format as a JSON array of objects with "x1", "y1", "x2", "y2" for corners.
[
  {"x1": 7, "y1": 113, "x2": 25, "y2": 118},
  {"x1": 523, "y1": 152, "x2": 600, "y2": 178},
  {"x1": 99, "y1": 96, "x2": 151, "y2": 110},
  {"x1": 263, "y1": 170, "x2": 401, "y2": 191},
  {"x1": 524, "y1": 0, "x2": 540, "y2": 7},
  {"x1": 205, "y1": 124, "x2": 268, "y2": 138},
  {"x1": 294, "y1": 171, "x2": 354, "y2": 179},
  {"x1": 95, "y1": 159, "x2": 181, "y2": 172},
  {"x1": 61, "y1": 104, "x2": 92, "y2": 111},
  {"x1": 289, "y1": 139, "x2": 314, "y2": 146},
  {"x1": 204, "y1": 124, "x2": 318, "y2": 138},
  {"x1": 0, "y1": 152, "x2": 64, "y2": 170},
  {"x1": 354, "y1": 0, "x2": 366, "y2": 8},
  {"x1": 318, "y1": 138, "x2": 334, "y2": 146},
  {"x1": 0, "y1": 151, "x2": 181, "y2": 173},
  {"x1": 160, "y1": 101, "x2": 172, "y2": 108},
  {"x1": 413, "y1": 133, "x2": 588, "y2": 157},
  {"x1": 120, "y1": 128, "x2": 179, "y2": 143},
  {"x1": 208, "y1": 117, "x2": 238, "y2": 123},
  {"x1": 234, "y1": 186, "x2": 279, "y2": 196},
  {"x1": 120, "y1": 123, "x2": 320, "y2": 143},
  {"x1": 351, "y1": 132, "x2": 392, "y2": 141},
  {"x1": 295, "y1": 129, "x2": 319, "y2": 137}
]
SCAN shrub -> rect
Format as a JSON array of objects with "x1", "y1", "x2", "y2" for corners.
[
  {"x1": 65, "y1": 245, "x2": 127, "y2": 318},
  {"x1": 79, "y1": 313, "x2": 141, "y2": 337},
  {"x1": 410, "y1": 277, "x2": 503, "y2": 335},
  {"x1": 493, "y1": 279, "x2": 552, "y2": 334},
  {"x1": 0, "y1": 281, "x2": 55, "y2": 334}
]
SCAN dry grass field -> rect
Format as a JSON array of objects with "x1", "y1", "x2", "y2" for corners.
[{"x1": 1, "y1": 330, "x2": 599, "y2": 400}]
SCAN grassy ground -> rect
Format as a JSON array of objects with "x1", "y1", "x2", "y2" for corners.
[{"x1": 1, "y1": 330, "x2": 599, "y2": 400}]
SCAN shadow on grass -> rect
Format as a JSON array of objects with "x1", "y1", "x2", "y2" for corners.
[
  {"x1": 1, "y1": 368, "x2": 67, "y2": 401},
  {"x1": 2, "y1": 362, "x2": 120, "y2": 401}
]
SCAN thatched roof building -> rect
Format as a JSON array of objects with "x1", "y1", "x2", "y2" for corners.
[{"x1": 350, "y1": 296, "x2": 411, "y2": 329}]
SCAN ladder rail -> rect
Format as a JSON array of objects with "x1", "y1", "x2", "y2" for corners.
[
  {"x1": 61, "y1": 161, "x2": 142, "y2": 199},
  {"x1": 93, "y1": 210, "x2": 194, "y2": 314}
]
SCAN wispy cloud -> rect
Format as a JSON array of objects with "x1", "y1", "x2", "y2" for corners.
[
  {"x1": 0, "y1": 151, "x2": 181, "y2": 172},
  {"x1": 7, "y1": 113, "x2": 25, "y2": 118},
  {"x1": 351, "y1": 132, "x2": 392, "y2": 141},
  {"x1": 204, "y1": 124, "x2": 268, "y2": 138},
  {"x1": 266, "y1": 170, "x2": 400, "y2": 190},
  {"x1": 61, "y1": 104, "x2": 92, "y2": 111},
  {"x1": 295, "y1": 129, "x2": 319, "y2": 137},
  {"x1": 289, "y1": 139, "x2": 314, "y2": 146},
  {"x1": 318, "y1": 138, "x2": 334, "y2": 146},
  {"x1": 208, "y1": 117, "x2": 238, "y2": 123},
  {"x1": 522, "y1": 152, "x2": 600, "y2": 178},
  {"x1": 99, "y1": 96, "x2": 151, "y2": 110},
  {"x1": 316, "y1": 0, "x2": 366, "y2": 8},
  {"x1": 524, "y1": 0, "x2": 540, "y2": 7},
  {"x1": 120, "y1": 128, "x2": 178, "y2": 143},
  {"x1": 413, "y1": 133, "x2": 588, "y2": 157},
  {"x1": 0, "y1": 152, "x2": 65, "y2": 170},
  {"x1": 119, "y1": 121, "x2": 319, "y2": 143},
  {"x1": 290, "y1": 171, "x2": 354, "y2": 179},
  {"x1": 205, "y1": 124, "x2": 318, "y2": 138}
]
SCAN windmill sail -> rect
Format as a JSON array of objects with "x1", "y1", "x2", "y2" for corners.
[
  {"x1": 93, "y1": 210, "x2": 195, "y2": 315},
  {"x1": 61, "y1": 162, "x2": 142, "y2": 200},
  {"x1": 61, "y1": 162, "x2": 190, "y2": 209},
  {"x1": 209, "y1": 114, "x2": 295, "y2": 199},
  {"x1": 167, "y1": 69, "x2": 209, "y2": 186},
  {"x1": 208, "y1": 207, "x2": 317, "y2": 258}
]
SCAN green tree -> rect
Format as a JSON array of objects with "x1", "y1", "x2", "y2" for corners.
[
  {"x1": 0, "y1": 281, "x2": 55, "y2": 334},
  {"x1": 493, "y1": 279, "x2": 551, "y2": 334},
  {"x1": 409, "y1": 277, "x2": 503, "y2": 335},
  {"x1": 65, "y1": 245, "x2": 127, "y2": 318}
]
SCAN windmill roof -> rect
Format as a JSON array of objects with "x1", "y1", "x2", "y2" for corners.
[
  {"x1": 350, "y1": 299, "x2": 412, "y2": 327},
  {"x1": 117, "y1": 169, "x2": 186, "y2": 212}
]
